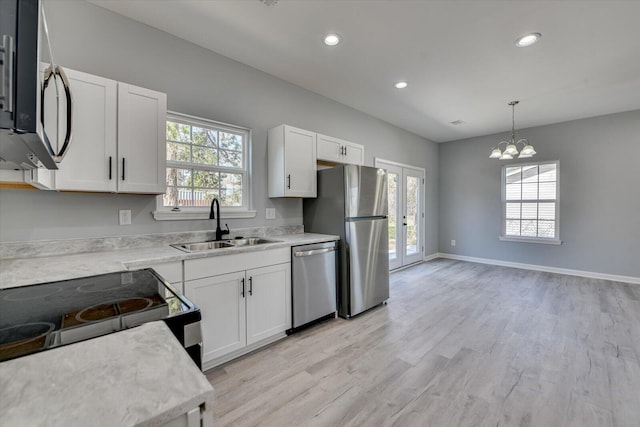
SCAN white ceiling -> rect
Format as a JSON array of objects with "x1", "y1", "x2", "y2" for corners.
[{"x1": 90, "y1": 0, "x2": 640, "y2": 142}]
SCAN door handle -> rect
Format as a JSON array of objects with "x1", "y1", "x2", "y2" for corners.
[
  {"x1": 241, "y1": 277, "x2": 245, "y2": 298},
  {"x1": 108, "y1": 156, "x2": 112, "y2": 180},
  {"x1": 249, "y1": 277, "x2": 253, "y2": 296},
  {"x1": 122, "y1": 158, "x2": 126, "y2": 181},
  {"x1": 287, "y1": 174, "x2": 291, "y2": 189}
]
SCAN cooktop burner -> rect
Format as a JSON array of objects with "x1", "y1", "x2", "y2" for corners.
[
  {"x1": 0, "y1": 269, "x2": 200, "y2": 363},
  {"x1": 2, "y1": 285, "x2": 63, "y2": 301}
]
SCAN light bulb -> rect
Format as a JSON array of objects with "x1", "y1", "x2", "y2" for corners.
[
  {"x1": 516, "y1": 33, "x2": 541, "y2": 47},
  {"x1": 324, "y1": 34, "x2": 341, "y2": 46},
  {"x1": 504, "y1": 143, "x2": 519, "y2": 156}
]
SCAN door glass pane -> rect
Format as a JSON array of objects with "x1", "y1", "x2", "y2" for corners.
[
  {"x1": 405, "y1": 176, "x2": 419, "y2": 256},
  {"x1": 388, "y1": 173, "x2": 398, "y2": 261}
]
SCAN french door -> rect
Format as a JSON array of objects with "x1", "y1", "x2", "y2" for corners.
[{"x1": 376, "y1": 159, "x2": 425, "y2": 270}]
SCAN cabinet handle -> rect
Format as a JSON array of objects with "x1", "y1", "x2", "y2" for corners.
[
  {"x1": 249, "y1": 277, "x2": 253, "y2": 296},
  {"x1": 287, "y1": 174, "x2": 291, "y2": 189},
  {"x1": 121, "y1": 158, "x2": 126, "y2": 181},
  {"x1": 344, "y1": 146, "x2": 347, "y2": 156},
  {"x1": 241, "y1": 277, "x2": 245, "y2": 298},
  {"x1": 340, "y1": 146, "x2": 345, "y2": 155},
  {"x1": 108, "y1": 156, "x2": 112, "y2": 180}
]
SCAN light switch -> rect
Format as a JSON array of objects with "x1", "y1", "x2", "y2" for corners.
[{"x1": 451, "y1": 240, "x2": 456, "y2": 247}]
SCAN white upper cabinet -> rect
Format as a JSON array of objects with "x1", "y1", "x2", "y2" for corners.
[
  {"x1": 342, "y1": 140, "x2": 365, "y2": 165},
  {"x1": 34, "y1": 65, "x2": 166, "y2": 194},
  {"x1": 268, "y1": 125, "x2": 317, "y2": 198},
  {"x1": 117, "y1": 84, "x2": 166, "y2": 194},
  {"x1": 42, "y1": 67, "x2": 118, "y2": 192},
  {"x1": 317, "y1": 133, "x2": 364, "y2": 166}
]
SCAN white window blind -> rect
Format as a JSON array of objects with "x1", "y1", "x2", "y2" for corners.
[{"x1": 502, "y1": 161, "x2": 559, "y2": 242}]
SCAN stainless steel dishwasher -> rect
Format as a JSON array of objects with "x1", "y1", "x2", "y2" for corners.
[{"x1": 290, "y1": 241, "x2": 337, "y2": 332}]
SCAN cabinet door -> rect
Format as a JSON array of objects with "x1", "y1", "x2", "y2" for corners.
[
  {"x1": 343, "y1": 141, "x2": 364, "y2": 166},
  {"x1": 283, "y1": 126, "x2": 316, "y2": 197},
  {"x1": 246, "y1": 263, "x2": 291, "y2": 345},
  {"x1": 184, "y1": 272, "x2": 246, "y2": 364},
  {"x1": 316, "y1": 133, "x2": 342, "y2": 163},
  {"x1": 46, "y1": 68, "x2": 118, "y2": 192},
  {"x1": 117, "y1": 83, "x2": 167, "y2": 194}
]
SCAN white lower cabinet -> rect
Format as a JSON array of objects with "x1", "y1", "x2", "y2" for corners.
[
  {"x1": 184, "y1": 249, "x2": 291, "y2": 369},
  {"x1": 245, "y1": 264, "x2": 291, "y2": 345},
  {"x1": 186, "y1": 271, "x2": 247, "y2": 362},
  {"x1": 161, "y1": 406, "x2": 212, "y2": 427}
]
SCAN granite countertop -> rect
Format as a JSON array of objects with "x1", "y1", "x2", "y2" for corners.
[
  {"x1": 0, "y1": 232, "x2": 339, "y2": 289},
  {"x1": 0, "y1": 321, "x2": 214, "y2": 427}
]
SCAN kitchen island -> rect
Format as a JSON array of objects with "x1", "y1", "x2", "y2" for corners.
[{"x1": 0, "y1": 321, "x2": 214, "y2": 427}]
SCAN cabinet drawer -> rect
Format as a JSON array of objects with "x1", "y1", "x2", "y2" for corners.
[{"x1": 184, "y1": 248, "x2": 290, "y2": 281}]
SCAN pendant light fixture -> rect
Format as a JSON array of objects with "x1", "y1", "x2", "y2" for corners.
[{"x1": 489, "y1": 101, "x2": 536, "y2": 160}]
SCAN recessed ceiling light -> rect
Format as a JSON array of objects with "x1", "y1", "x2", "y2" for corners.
[
  {"x1": 515, "y1": 32, "x2": 541, "y2": 47},
  {"x1": 324, "y1": 34, "x2": 341, "y2": 46},
  {"x1": 394, "y1": 81, "x2": 408, "y2": 89}
]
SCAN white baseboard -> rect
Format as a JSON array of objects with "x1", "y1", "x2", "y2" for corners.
[
  {"x1": 432, "y1": 253, "x2": 640, "y2": 285},
  {"x1": 423, "y1": 253, "x2": 439, "y2": 262},
  {"x1": 202, "y1": 332, "x2": 287, "y2": 372}
]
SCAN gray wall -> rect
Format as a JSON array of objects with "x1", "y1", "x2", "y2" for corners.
[
  {"x1": 439, "y1": 110, "x2": 640, "y2": 277},
  {"x1": 0, "y1": 0, "x2": 439, "y2": 254}
]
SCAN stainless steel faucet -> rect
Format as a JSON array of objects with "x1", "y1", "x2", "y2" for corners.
[{"x1": 209, "y1": 198, "x2": 230, "y2": 241}]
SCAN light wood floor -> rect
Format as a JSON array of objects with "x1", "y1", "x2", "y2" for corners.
[{"x1": 205, "y1": 259, "x2": 640, "y2": 427}]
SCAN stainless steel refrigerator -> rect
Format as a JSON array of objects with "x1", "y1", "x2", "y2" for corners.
[{"x1": 303, "y1": 165, "x2": 389, "y2": 318}]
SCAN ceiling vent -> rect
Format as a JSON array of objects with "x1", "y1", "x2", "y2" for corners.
[
  {"x1": 259, "y1": 0, "x2": 279, "y2": 6},
  {"x1": 450, "y1": 120, "x2": 466, "y2": 126}
]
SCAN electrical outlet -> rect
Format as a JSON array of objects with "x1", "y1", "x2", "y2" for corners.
[
  {"x1": 119, "y1": 209, "x2": 131, "y2": 225},
  {"x1": 451, "y1": 239, "x2": 456, "y2": 247},
  {"x1": 266, "y1": 208, "x2": 276, "y2": 220}
]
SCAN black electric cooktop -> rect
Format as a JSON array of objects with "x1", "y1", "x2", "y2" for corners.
[{"x1": 0, "y1": 269, "x2": 199, "y2": 362}]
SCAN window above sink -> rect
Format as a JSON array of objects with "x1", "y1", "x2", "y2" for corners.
[{"x1": 153, "y1": 112, "x2": 256, "y2": 221}]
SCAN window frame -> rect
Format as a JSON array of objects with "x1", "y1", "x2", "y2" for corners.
[
  {"x1": 153, "y1": 111, "x2": 255, "y2": 221},
  {"x1": 499, "y1": 160, "x2": 561, "y2": 245}
]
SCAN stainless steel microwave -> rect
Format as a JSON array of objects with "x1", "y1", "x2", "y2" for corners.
[{"x1": 0, "y1": 0, "x2": 69, "y2": 170}]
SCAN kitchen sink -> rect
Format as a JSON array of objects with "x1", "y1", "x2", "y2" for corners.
[
  {"x1": 231, "y1": 237, "x2": 282, "y2": 246},
  {"x1": 171, "y1": 238, "x2": 283, "y2": 253},
  {"x1": 171, "y1": 241, "x2": 235, "y2": 252}
]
